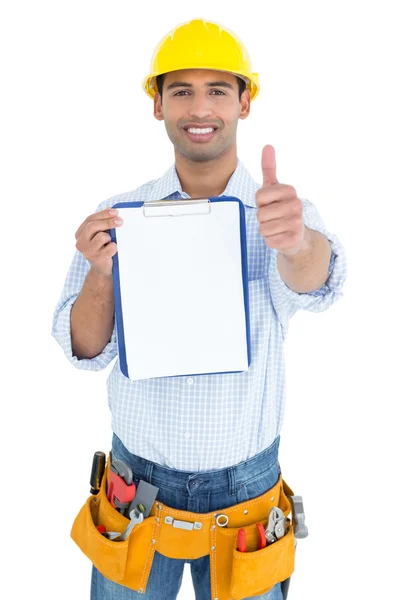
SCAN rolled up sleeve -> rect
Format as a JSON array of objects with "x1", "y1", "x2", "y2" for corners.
[
  {"x1": 51, "y1": 200, "x2": 118, "y2": 370},
  {"x1": 268, "y1": 197, "x2": 348, "y2": 333}
]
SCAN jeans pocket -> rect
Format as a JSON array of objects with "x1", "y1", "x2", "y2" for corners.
[{"x1": 237, "y1": 461, "x2": 281, "y2": 504}]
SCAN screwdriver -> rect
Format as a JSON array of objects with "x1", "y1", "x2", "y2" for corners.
[{"x1": 90, "y1": 451, "x2": 106, "y2": 495}]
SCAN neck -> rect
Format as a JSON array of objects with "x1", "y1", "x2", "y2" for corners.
[{"x1": 174, "y1": 146, "x2": 238, "y2": 198}]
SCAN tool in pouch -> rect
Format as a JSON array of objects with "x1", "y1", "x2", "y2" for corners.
[
  {"x1": 107, "y1": 458, "x2": 136, "y2": 514},
  {"x1": 96, "y1": 455, "x2": 159, "y2": 541},
  {"x1": 237, "y1": 497, "x2": 308, "y2": 551},
  {"x1": 103, "y1": 480, "x2": 160, "y2": 542},
  {"x1": 288, "y1": 495, "x2": 308, "y2": 539},
  {"x1": 90, "y1": 451, "x2": 106, "y2": 495}
]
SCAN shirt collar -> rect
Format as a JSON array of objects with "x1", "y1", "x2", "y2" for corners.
[{"x1": 151, "y1": 158, "x2": 259, "y2": 208}]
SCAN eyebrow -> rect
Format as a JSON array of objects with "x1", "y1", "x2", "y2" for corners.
[{"x1": 166, "y1": 81, "x2": 235, "y2": 91}]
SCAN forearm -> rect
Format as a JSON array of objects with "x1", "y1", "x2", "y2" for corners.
[
  {"x1": 277, "y1": 226, "x2": 332, "y2": 293},
  {"x1": 70, "y1": 267, "x2": 115, "y2": 359}
]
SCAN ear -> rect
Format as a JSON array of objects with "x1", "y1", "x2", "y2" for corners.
[
  {"x1": 239, "y1": 89, "x2": 251, "y2": 120},
  {"x1": 154, "y1": 92, "x2": 164, "y2": 121}
]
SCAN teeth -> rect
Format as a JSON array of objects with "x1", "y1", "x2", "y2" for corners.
[{"x1": 187, "y1": 127, "x2": 214, "y2": 134}]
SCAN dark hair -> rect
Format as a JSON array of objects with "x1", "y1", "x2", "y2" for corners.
[{"x1": 155, "y1": 74, "x2": 247, "y2": 101}]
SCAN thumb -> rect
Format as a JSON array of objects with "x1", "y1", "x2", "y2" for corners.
[{"x1": 261, "y1": 145, "x2": 278, "y2": 186}]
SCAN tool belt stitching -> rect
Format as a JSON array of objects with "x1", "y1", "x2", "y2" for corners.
[
  {"x1": 141, "y1": 517, "x2": 158, "y2": 590},
  {"x1": 211, "y1": 525, "x2": 219, "y2": 598}
]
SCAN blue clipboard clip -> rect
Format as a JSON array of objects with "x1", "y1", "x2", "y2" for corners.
[{"x1": 142, "y1": 198, "x2": 211, "y2": 218}]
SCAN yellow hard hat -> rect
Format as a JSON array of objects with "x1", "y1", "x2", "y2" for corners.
[{"x1": 142, "y1": 19, "x2": 260, "y2": 101}]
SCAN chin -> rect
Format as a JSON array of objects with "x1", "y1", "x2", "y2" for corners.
[{"x1": 178, "y1": 145, "x2": 227, "y2": 163}]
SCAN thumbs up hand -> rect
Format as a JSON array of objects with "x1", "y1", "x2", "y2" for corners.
[{"x1": 256, "y1": 145, "x2": 306, "y2": 256}]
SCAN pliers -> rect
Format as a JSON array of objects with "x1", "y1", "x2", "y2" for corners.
[
  {"x1": 265, "y1": 507, "x2": 287, "y2": 544},
  {"x1": 237, "y1": 522, "x2": 267, "y2": 552},
  {"x1": 237, "y1": 507, "x2": 287, "y2": 552}
]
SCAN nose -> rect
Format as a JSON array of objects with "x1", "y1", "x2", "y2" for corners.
[{"x1": 187, "y1": 95, "x2": 213, "y2": 120}]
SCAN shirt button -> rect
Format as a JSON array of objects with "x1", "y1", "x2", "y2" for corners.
[
  {"x1": 185, "y1": 432, "x2": 191, "y2": 439},
  {"x1": 187, "y1": 377, "x2": 194, "y2": 385}
]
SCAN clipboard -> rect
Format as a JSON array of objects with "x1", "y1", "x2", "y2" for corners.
[{"x1": 109, "y1": 196, "x2": 251, "y2": 381}]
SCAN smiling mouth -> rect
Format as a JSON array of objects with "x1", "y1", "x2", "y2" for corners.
[{"x1": 183, "y1": 127, "x2": 218, "y2": 143}]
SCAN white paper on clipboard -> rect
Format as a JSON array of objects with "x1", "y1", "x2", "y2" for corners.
[{"x1": 112, "y1": 197, "x2": 250, "y2": 381}]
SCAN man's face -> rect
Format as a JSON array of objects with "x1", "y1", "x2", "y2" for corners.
[{"x1": 153, "y1": 69, "x2": 250, "y2": 162}]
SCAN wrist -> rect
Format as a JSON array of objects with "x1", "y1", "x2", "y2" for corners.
[{"x1": 89, "y1": 265, "x2": 113, "y2": 280}]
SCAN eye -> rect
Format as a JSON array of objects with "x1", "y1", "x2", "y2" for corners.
[{"x1": 173, "y1": 89, "x2": 226, "y2": 96}]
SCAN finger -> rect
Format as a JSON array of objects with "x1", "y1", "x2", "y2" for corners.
[
  {"x1": 261, "y1": 145, "x2": 278, "y2": 186},
  {"x1": 75, "y1": 210, "x2": 119, "y2": 240},
  {"x1": 91, "y1": 231, "x2": 113, "y2": 251},
  {"x1": 75, "y1": 208, "x2": 119, "y2": 240},
  {"x1": 257, "y1": 195, "x2": 296, "y2": 221},
  {"x1": 259, "y1": 218, "x2": 292, "y2": 238},
  {"x1": 262, "y1": 230, "x2": 294, "y2": 249},
  {"x1": 101, "y1": 241, "x2": 118, "y2": 258},
  {"x1": 76, "y1": 230, "x2": 112, "y2": 254},
  {"x1": 75, "y1": 215, "x2": 122, "y2": 242}
]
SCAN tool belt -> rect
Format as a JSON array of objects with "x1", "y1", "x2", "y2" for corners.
[{"x1": 71, "y1": 454, "x2": 296, "y2": 600}]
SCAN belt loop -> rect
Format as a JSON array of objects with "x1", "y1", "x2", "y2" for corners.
[
  {"x1": 227, "y1": 466, "x2": 236, "y2": 496},
  {"x1": 145, "y1": 460, "x2": 154, "y2": 484}
]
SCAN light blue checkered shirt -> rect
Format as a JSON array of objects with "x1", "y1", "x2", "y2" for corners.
[{"x1": 52, "y1": 158, "x2": 347, "y2": 471}]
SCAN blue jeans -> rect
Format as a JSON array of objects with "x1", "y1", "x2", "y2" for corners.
[{"x1": 91, "y1": 433, "x2": 286, "y2": 600}]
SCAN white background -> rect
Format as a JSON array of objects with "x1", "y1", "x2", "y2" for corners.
[{"x1": 1, "y1": 1, "x2": 399, "y2": 598}]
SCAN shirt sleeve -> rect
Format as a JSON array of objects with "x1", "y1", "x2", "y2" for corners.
[
  {"x1": 268, "y1": 197, "x2": 348, "y2": 334},
  {"x1": 51, "y1": 199, "x2": 118, "y2": 370}
]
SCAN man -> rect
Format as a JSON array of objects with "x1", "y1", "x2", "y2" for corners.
[{"x1": 52, "y1": 18, "x2": 347, "y2": 600}]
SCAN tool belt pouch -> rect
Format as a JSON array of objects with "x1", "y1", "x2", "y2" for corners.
[
  {"x1": 71, "y1": 454, "x2": 296, "y2": 600},
  {"x1": 71, "y1": 456, "x2": 157, "y2": 591},
  {"x1": 214, "y1": 477, "x2": 296, "y2": 599}
]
